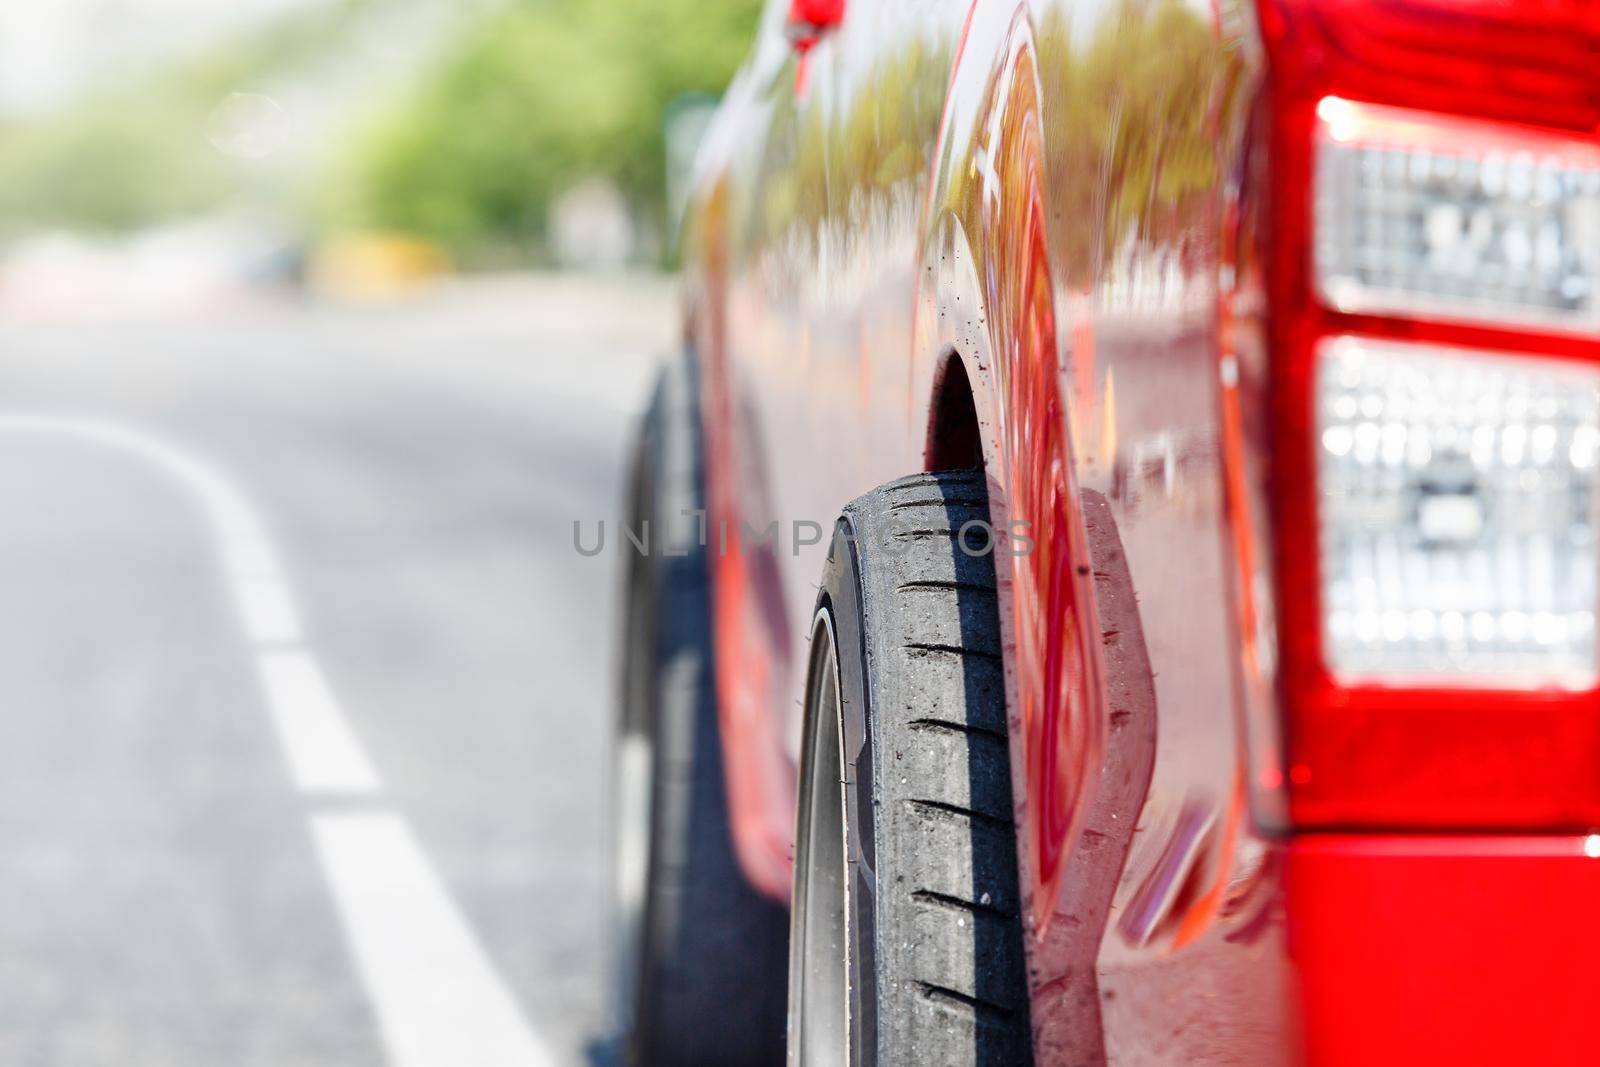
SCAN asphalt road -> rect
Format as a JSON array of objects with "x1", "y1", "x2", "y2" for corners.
[{"x1": 0, "y1": 275, "x2": 670, "y2": 1066}]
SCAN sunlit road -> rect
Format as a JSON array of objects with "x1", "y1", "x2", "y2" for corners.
[{"x1": 0, "y1": 276, "x2": 668, "y2": 1065}]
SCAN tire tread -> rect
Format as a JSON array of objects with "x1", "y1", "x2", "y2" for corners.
[{"x1": 840, "y1": 470, "x2": 1033, "y2": 1066}]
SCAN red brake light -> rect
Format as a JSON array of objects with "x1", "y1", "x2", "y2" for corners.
[
  {"x1": 1257, "y1": 0, "x2": 1600, "y2": 133},
  {"x1": 788, "y1": 0, "x2": 846, "y2": 33},
  {"x1": 1257, "y1": 0, "x2": 1600, "y2": 831}
]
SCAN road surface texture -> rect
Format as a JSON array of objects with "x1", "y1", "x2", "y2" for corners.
[{"x1": 0, "y1": 274, "x2": 671, "y2": 1066}]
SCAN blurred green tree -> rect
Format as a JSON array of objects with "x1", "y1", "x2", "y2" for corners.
[
  {"x1": 332, "y1": 0, "x2": 762, "y2": 266},
  {"x1": 0, "y1": 0, "x2": 379, "y2": 239}
]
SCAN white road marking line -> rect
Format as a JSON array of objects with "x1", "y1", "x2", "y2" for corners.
[
  {"x1": 257, "y1": 649, "x2": 383, "y2": 794},
  {"x1": 220, "y1": 530, "x2": 284, "y2": 581},
  {"x1": 233, "y1": 574, "x2": 306, "y2": 645},
  {"x1": 313, "y1": 812, "x2": 560, "y2": 1067},
  {"x1": 0, "y1": 415, "x2": 557, "y2": 1067}
]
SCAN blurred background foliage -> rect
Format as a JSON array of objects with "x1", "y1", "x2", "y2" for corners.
[
  {"x1": 0, "y1": 0, "x2": 762, "y2": 268},
  {"x1": 334, "y1": 0, "x2": 761, "y2": 266},
  {"x1": 0, "y1": 1, "x2": 379, "y2": 237}
]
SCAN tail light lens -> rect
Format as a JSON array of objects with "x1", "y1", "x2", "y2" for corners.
[
  {"x1": 1317, "y1": 336, "x2": 1600, "y2": 686},
  {"x1": 1257, "y1": 0, "x2": 1600, "y2": 830},
  {"x1": 1314, "y1": 99, "x2": 1600, "y2": 332}
]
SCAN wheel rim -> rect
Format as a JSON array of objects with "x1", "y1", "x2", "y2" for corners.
[
  {"x1": 790, "y1": 611, "x2": 851, "y2": 1067},
  {"x1": 610, "y1": 543, "x2": 656, "y2": 1046},
  {"x1": 610, "y1": 726, "x2": 652, "y2": 1032}
]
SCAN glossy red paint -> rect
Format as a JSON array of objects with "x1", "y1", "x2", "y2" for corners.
[
  {"x1": 696, "y1": 179, "x2": 798, "y2": 903},
  {"x1": 963, "y1": 19, "x2": 1104, "y2": 941},
  {"x1": 704, "y1": 502, "x2": 801, "y2": 901},
  {"x1": 687, "y1": 0, "x2": 1286, "y2": 1058},
  {"x1": 1289, "y1": 836, "x2": 1600, "y2": 1067},
  {"x1": 677, "y1": 0, "x2": 1600, "y2": 1061}
]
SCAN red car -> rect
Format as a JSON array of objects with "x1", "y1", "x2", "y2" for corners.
[{"x1": 611, "y1": 1, "x2": 1600, "y2": 1064}]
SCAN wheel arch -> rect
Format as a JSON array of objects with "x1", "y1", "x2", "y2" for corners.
[
  {"x1": 910, "y1": 7, "x2": 1129, "y2": 1060},
  {"x1": 913, "y1": 0, "x2": 1108, "y2": 929},
  {"x1": 924, "y1": 348, "x2": 985, "y2": 473}
]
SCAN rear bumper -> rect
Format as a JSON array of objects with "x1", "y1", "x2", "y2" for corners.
[{"x1": 1289, "y1": 835, "x2": 1600, "y2": 1067}]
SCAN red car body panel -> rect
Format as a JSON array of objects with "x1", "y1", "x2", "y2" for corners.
[
  {"x1": 1289, "y1": 836, "x2": 1600, "y2": 1067},
  {"x1": 680, "y1": 0, "x2": 1600, "y2": 1062}
]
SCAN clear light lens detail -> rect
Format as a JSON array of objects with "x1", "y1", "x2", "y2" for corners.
[
  {"x1": 1318, "y1": 337, "x2": 1600, "y2": 685},
  {"x1": 1315, "y1": 97, "x2": 1600, "y2": 331}
]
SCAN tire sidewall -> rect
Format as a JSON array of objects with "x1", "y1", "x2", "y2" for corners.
[
  {"x1": 815, "y1": 518, "x2": 882, "y2": 1067},
  {"x1": 797, "y1": 473, "x2": 1032, "y2": 1067}
]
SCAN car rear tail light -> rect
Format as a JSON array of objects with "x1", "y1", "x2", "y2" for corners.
[
  {"x1": 1317, "y1": 336, "x2": 1600, "y2": 686},
  {"x1": 1314, "y1": 99, "x2": 1600, "y2": 333},
  {"x1": 1253, "y1": 0, "x2": 1600, "y2": 831}
]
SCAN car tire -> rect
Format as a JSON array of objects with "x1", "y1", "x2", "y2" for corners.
[
  {"x1": 610, "y1": 354, "x2": 788, "y2": 1066},
  {"x1": 790, "y1": 470, "x2": 1034, "y2": 1067}
]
